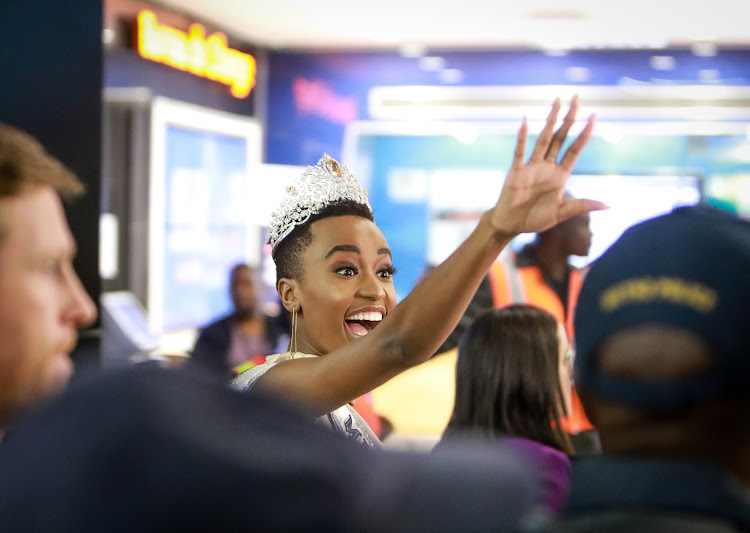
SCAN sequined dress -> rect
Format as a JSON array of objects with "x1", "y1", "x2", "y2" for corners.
[{"x1": 229, "y1": 352, "x2": 382, "y2": 449}]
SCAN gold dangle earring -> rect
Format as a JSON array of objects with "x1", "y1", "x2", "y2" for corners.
[{"x1": 289, "y1": 307, "x2": 298, "y2": 355}]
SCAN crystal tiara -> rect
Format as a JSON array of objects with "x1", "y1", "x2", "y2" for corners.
[{"x1": 268, "y1": 154, "x2": 372, "y2": 254}]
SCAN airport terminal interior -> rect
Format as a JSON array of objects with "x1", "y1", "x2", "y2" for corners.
[{"x1": 4, "y1": 0, "x2": 750, "y2": 482}]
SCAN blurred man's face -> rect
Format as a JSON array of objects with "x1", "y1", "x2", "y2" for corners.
[
  {"x1": 0, "y1": 186, "x2": 97, "y2": 425},
  {"x1": 563, "y1": 213, "x2": 593, "y2": 257},
  {"x1": 230, "y1": 266, "x2": 258, "y2": 316}
]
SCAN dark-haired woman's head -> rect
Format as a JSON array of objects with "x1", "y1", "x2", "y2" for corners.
[
  {"x1": 268, "y1": 155, "x2": 396, "y2": 357},
  {"x1": 273, "y1": 199, "x2": 396, "y2": 357},
  {"x1": 450, "y1": 304, "x2": 573, "y2": 454}
]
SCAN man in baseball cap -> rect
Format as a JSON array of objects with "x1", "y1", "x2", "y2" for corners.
[{"x1": 559, "y1": 204, "x2": 750, "y2": 532}]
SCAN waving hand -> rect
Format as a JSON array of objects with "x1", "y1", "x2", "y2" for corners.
[{"x1": 489, "y1": 96, "x2": 608, "y2": 237}]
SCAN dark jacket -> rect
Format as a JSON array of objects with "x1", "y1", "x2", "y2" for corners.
[
  {"x1": 556, "y1": 454, "x2": 750, "y2": 532},
  {"x1": 0, "y1": 365, "x2": 541, "y2": 532},
  {"x1": 190, "y1": 312, "x2": 288, "y2": 377}
]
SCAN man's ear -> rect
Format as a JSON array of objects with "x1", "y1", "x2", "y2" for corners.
[{"x1": 277, "y1": 278, "x2": 300, "y2": 313}]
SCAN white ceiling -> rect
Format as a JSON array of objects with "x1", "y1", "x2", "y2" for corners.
[{"x1": 154, "y1": 0, "x2": 750, "y2": 51}]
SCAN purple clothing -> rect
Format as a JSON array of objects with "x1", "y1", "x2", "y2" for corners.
[{"x1": 502, "y1": 436, "x2": 571, "y2": 515}]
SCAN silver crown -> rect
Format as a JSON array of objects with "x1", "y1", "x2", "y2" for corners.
[{"x1": 268, "y1": 154, "x2": 372, "y2": 254}]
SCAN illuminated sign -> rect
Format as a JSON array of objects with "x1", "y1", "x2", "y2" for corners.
[
  {"x1": 136, "y1": 10, "x2": 256, "y2": 99},
  {"x1": 293, "y1": 77, "x2": 358, "y2": 124}
]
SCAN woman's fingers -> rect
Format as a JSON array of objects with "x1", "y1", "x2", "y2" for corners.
[
  {"x1": 557, "y1": 197, "x2": 609, "y2": 223},
  {"x1": 560, "y1": 114, "x2": 595, "y2": 172},
  {"x1": 529, "y1": 98, "x2": 561, "y2": 163},
  {"x1": 545, "y1": 95, "x2": 578, "y2": 162},
  {"x1": 511, "y1": 118, "x2": 528, "y2": 170}
]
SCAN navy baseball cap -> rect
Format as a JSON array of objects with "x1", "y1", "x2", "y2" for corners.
[{"x1": 574, "y1": 204, "x2": 750, "y2": 412}]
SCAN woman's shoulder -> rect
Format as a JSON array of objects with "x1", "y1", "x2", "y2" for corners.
[
  {"x1": 229, "y1": 361, "x2": 276, "y2": 392},
  {"x1": 230, "y1": 352, "x2": 319, "y2": 392}
]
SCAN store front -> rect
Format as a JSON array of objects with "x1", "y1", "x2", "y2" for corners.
[{"x1": 101, "y1": 0, "x2": 266, "y2": 360}]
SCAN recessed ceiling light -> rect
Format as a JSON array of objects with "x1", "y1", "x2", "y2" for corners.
[
  {"x1": 565, "y1": 67, "x2": 590, "y2": 83},
  {"x1": 399, "y1": 43, "x2": 427, "y2": 58},
  {"x1": 439, "y1": 69, "x2": 463, "y2": 84},
  {"x1": 419, "y1": 56, "x2": 446, "y2": 71},
  {"x1": 698, "y1": 69, "x2": 720, "y2": 82},
  {"x1": 650, "y1": 55, "x2": 676, "y2": 70},
  {"x1": 692, "y1": 42, "x2": 718, "y2": 57}
]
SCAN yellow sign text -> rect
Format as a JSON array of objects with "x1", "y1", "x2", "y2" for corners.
[{"x1": 137, "y1": 10, "x2": 256, "y2": 99}]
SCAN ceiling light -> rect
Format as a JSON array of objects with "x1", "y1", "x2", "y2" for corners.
[
  {"x1": 565, "y1": 67, "x2": 590, "y2": 83},
  {"x1": 692, "y1": 42, "x2": 718, "y2": 57},
  {"x1": 698, "y1": 69, "x2": 720, "y2": 82},
  {"x1": 439, "y1": 69, "x2": 463, "y2": 84},
  {"x1": 399, "y1": 43, "x2": 427, "y2": 58},
  {"x1": 419, "y1": 56, "x2": 446, "y2": 71},
  {"x1": 650, "y1": 55, "x2": 676, "y2": 71}
]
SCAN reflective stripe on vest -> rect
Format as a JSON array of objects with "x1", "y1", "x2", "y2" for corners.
[
  {"x1": 488, "y1": 260, "x2": 525, "y2": 305},
  {"x1": 489, "y1": 260, "x2": 583, "y2": 343}
]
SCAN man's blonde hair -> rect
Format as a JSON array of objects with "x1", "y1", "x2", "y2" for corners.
[{"x1": 0, "y1": 123, "x2": 84, "y2": 244}]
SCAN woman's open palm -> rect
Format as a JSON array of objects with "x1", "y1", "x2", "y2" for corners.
[{"x1": 490, "y1": 96, "x2": 607, "y2": 236}]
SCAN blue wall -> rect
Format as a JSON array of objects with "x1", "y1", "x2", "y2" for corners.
[
  {"x1": 264, "y1": 48, "x2": 750, "y2": 299},
  {"x1": 266, "y1": 48, "x2": 750, "y2": 165}
]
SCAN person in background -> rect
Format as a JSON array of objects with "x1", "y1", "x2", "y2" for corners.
[
  {"x1": 436, "y1": 194, "x2": 597, "y2": 452},
  {"x1": 433, "y1": 305, "x2": 573, "y2": 516},
  {"x1": 190, "y1": 263, "x2": 288, "y2": 378},
  {"x1": 0, "y1": 123, "x2": 97, "y2": 441},
  {"x1": 559, "y1": 205, "x2": 750, "y2": 532},
  {"x1": 231, "y1": 97, "x2": 605, "y2": 448}
]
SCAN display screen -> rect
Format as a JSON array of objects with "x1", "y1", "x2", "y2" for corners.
[{"x1": 159, "y1": 125, "x2": 249, "y2": 331}]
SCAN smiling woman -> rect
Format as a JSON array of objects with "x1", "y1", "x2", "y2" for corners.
[{"x1": 230, "y1": 97, "x2": 607, "y2": 447}]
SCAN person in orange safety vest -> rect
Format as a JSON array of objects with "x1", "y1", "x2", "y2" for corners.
[{"x1": 436, "y1": 196, "x2": 597, "y2": 451}]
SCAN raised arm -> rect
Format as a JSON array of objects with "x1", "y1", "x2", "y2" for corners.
[{"x1": 255, "y1": 97, "x2": 607, "y2": 415}]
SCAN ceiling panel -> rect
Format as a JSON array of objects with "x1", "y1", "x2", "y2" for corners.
[{"x1": 151, "y1": 0, "x2": 750, "y2": 50}]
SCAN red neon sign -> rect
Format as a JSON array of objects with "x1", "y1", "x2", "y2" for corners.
[
  {"x1": 293, "y1": 78, "x2": 358, "y2": 124},
  {"x1": 136, "y1": 10, "x2": 256, "y2": 99}
]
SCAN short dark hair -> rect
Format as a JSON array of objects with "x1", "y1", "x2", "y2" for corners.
[
  {"x1": 273, "y1": 199, "x2": 374, "y2": 283},
  {"x1": 448, "y1": 305, "x2": 573, "y2": 454}
]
